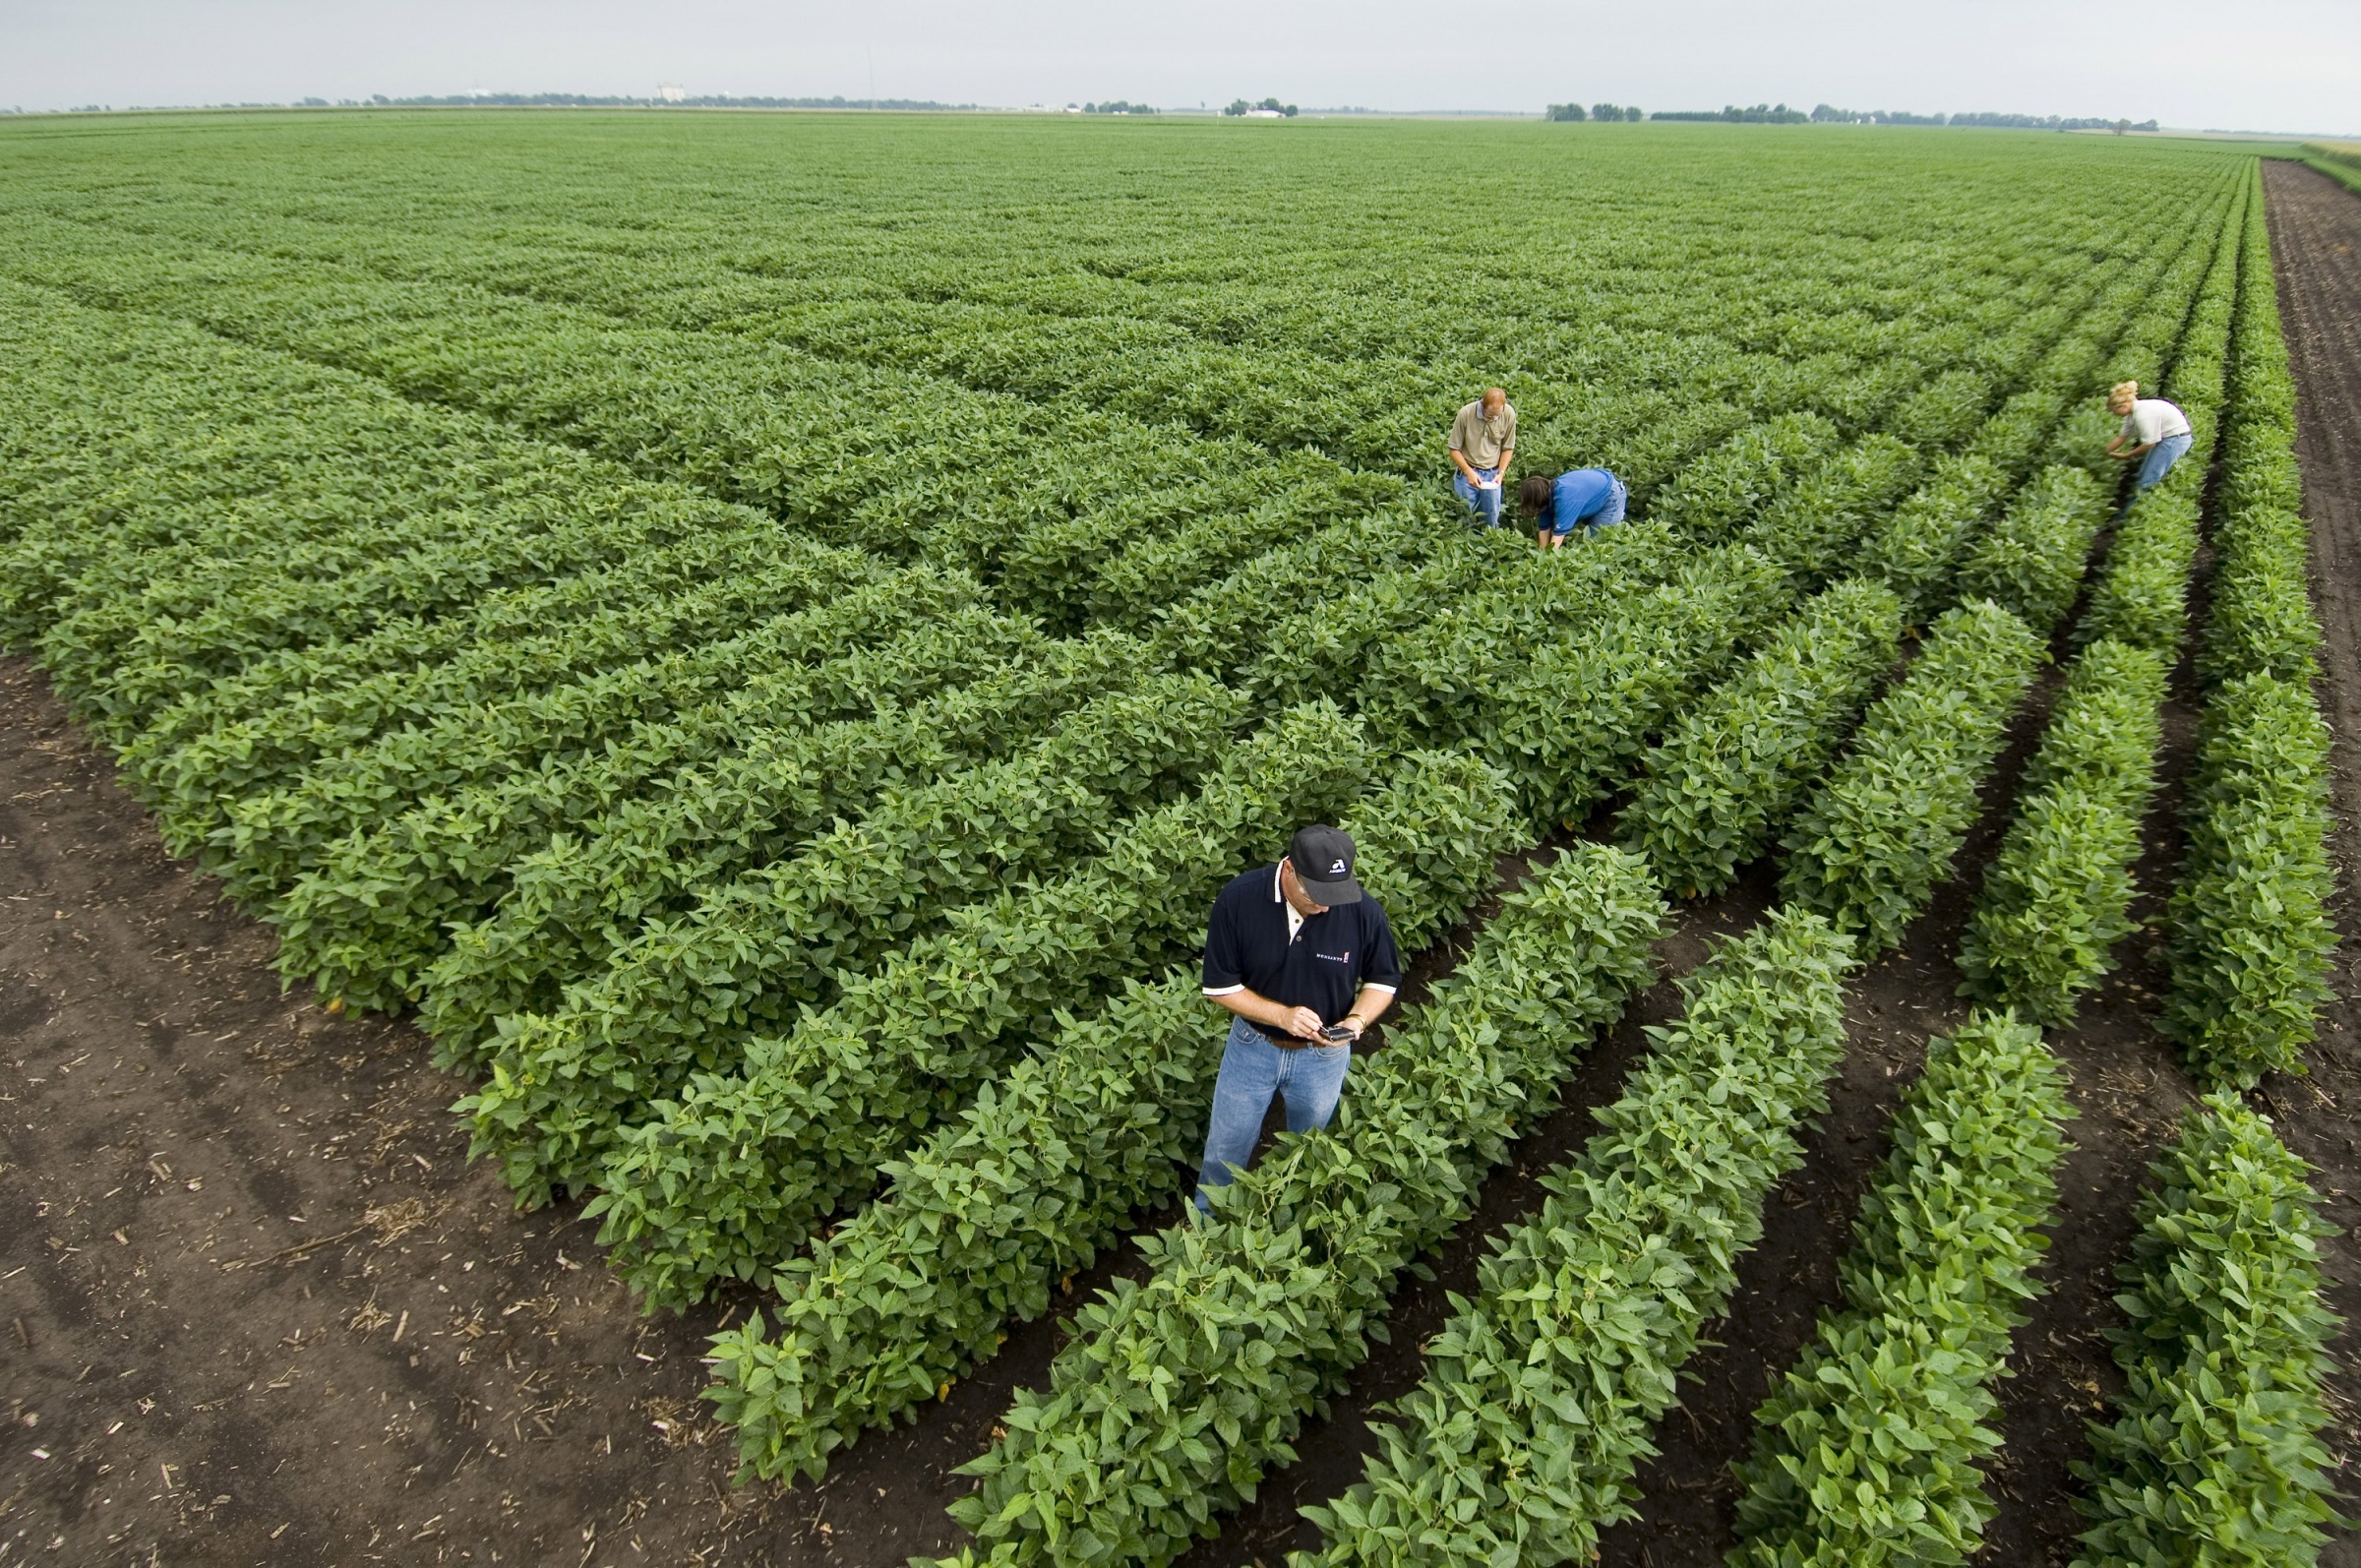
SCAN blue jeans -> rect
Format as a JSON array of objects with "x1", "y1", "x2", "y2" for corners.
[
  {"x1": 2136, "y1": 431, "x2": 2194, "y2": 492},
  {"x1": 1193, "y1": 1014, "x2": 1353, "y2": 1209},
  {"x1": 1453, "y1": 466, "x2": 1504, "y2": 527},
  {"x1": 1554, "y1": 475, "x2": 1628, "y2": 537}
]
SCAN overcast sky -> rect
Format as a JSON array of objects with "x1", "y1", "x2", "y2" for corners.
[{"x1": 5, "y1": 0, "x2": 2355, "y2": 135}]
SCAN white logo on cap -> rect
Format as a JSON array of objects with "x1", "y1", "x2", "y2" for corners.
[{"x1": 1330, "y1": 859, "x2": 1348, "y2": 874}]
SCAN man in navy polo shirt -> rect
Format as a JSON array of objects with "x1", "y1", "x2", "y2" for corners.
[{"x1": 1194, "y1": 823, "x2": 1403, "y2": 1209}]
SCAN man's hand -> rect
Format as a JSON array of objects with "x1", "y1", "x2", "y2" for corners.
[
  {"x1": 1208, "y1": 986, "x2": 1384, "y2": 1042},
  {"x1": 1281, "y1": 1005, "x2": 1327, "y2": 1040}
]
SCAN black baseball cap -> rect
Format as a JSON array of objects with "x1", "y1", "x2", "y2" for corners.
[{"x1": 1288, "y1": 824, "x2": 1363, "y2": 907}]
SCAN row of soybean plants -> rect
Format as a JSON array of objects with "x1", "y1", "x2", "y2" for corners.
[
  {"x1": 8, "y1": 141, "x2": 2209, "y2": 487},
  {"x1": 0, "y1": 209, "x2": 1739, "y2": 655},
  {"x1": 0, "y1": 149, "x2": 2219, "y2": 618},
  {"x1": 1954, "y1": 164, "x2": 2341, "y2": 1563},
  {"x1": 0, "y1": 277, "x2": 1487, "y2": 1101},
  {"x1": 0, "y1": 211, "x2": 1416, "y2": 637},
  {"x1": 281, "y1": 149, "x2": 2246, "y2": 474},
  {"x1": 1281, "y1": 382, "x2": 2189, "y2": 1565},
  {"x1": 0, "y1": 191, "x2": 2111, "y2": 652},
  {"x1": 692, "y1": 189, "x2": 2230, "y2": 1534},
  {"x1": 252, "y1": 182, "x2": 2181, "y2": 1221},
  {"x1": 1701, "y1": 171, "x2": 2245, "y2": 1566},
  {"x1": 2299, "y1": 144, "x2": 2361, "y2": 196},
  {"x1": 0, "y1": 218, "x2": 1982, "y2": 1252},
  {"x1": 512, "y1": 184, "x2": 2220, "y2": 1321},
  {"x1": 0, "y1": 258, "x2": 1737, "y2": 1293},
  {"x1": 1954, "y1": 154, "x2": 2252, "y2": 1031},
  {"x1": 1715, "y1": 162, "x2": 2338, "y2": 1567},
  {"x1": 2075, "y1": 160, "x2": 2342, "y2": 1562},
  {"x1": 920, "y1": 308, "x2": 2154, "y2": 1557},
  {"x1": 2161, "y1": 159, "x2": 2337, "y2": 1091},
  {"x1": 928, "y1": 584, "x2": 2060, "y2": 1566},
  {"x1": 0, "y1": 282, "x2": 1206, "y2": 1076},
  {"x1": 0, "y1": 163, "x2": 2224, "y2": 745}
]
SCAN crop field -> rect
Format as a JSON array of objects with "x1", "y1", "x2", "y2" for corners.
[{"x1": 0, "y1": 113, "x2": 2354, "y2": 1565}]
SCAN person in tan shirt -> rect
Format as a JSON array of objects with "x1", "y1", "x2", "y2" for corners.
[
  {"x1": 2102, "y1": 380, "x2": 2195, "y2": 496},
  {"x1": 1448, "y1": 388, "x2": 1517, "y2": 528}
]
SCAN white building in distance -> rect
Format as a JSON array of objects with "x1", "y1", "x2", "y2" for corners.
[{"x1": 656, "y1": 84, "x2": 688, "y2": 102}]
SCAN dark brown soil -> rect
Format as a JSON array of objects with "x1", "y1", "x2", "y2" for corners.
[
  {"x1": 7, "y1": 164, "x2": 2361, "y2": 1568},
  {"x1": 0, "y1": 650, "x2": 1725, "y2": 1568},
  {"x1": 2259, "y1": 157, "x2": 2361, "y2": 1568},
  {"x1": 0, "y1": 651, "x2": 1014, "y2": 1567},
  {"x1": 1594, "y1": 682, "x2": 2205, "y2": 1568}
]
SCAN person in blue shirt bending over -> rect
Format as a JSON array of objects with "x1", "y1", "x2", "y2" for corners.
[{"x1": 1519, "y1": 467, "x2": 1627, "y2": 549}]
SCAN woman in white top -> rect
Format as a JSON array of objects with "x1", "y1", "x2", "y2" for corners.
[{"x1": 2104, "y1": 380, "x2": 2195, "y2": 494}]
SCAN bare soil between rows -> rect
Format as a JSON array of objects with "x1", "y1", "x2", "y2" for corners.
[{"x1": 7, "y1": 163, "x2": 2361, "y2": 1568}]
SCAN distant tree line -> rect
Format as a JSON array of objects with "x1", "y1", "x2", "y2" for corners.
[
  {"x1": 1651, "y1": 102, "x2": 1810, "y2": 123},
  {"x1": 1083, "y1": 101, "x2": 1157, "y2": 115},
  {"x1": 1956, "y1": 110, "x2": 2160, "y2": 131},
  {"x1": 1816, "y1": 104, "x2": 2159, "y2": 131},
  {"x1": 1224, "y1": 97, "x2": 1300, "y2": 117},
  {"x1": 1626, "y1": 101, "x2": 2160, "y2": 132},
  {"x1": 325, "y1": 92, "x2": 978, "y2": 110},
  {"x1": 1545, "y1": 103, "x2": 1643, "y2": 122},
  {"x1": 1810, "y1": 105, "x2": 1946, "y2": 125}
]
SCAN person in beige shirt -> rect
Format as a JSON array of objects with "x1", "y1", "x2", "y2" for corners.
[
  {"x1": 2102, "y1": 380, "x2": 2195, "y2": 496},
  {"x1": 1448, "y1": 388, "x2": 1517, "y2": 527}
]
